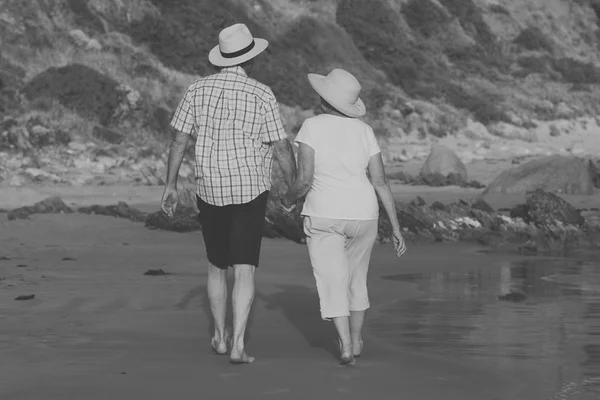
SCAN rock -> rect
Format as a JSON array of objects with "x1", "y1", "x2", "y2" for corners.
[
  {"x1": 77, "y1": 202, "x2": 147, "y2": 222},
  {"x1": 568, "y1": 142, "x2": 586, "y2": 156},
  {"x1": 446, "y1": 172, "x2": 468, "y2": 187},
  {"x1": 92, "y1": 125, "x2": 124, "y2": 144},
  {"x1": 7, "y1": 196, "x2": 74, "y2": 220},
  {"x1": 484, "y1": 155, "x2": 596, "y2": 195},
  {"x1": 549, "y1": 124, "x2": 560, "y2": 137},
  {"x1": 470, "y1": 208, "x2": 499, "y2": 230},
  {"x1": 421, "y1": 144, "x2": 468, "y2": 181},
  {"x1": 510, "y1": 204, "x2": 530, "y2": 222},
  {"x1": 472, "y1": 198, "x2": 495, "y2": 213},
  {"x1": 507, "y1": 111, "x2": 524, "y2": 126},
  {"x1": 68, "y1": 29, "x2": 91, "y2": 46},
  {"x1": 68, "y1": 141, "x2": 88, "y2": 151},
  {"x1": 555, "y1": 102, "x2": 573, "y2": 119},
  {"x1": 419, "y1": 172, "x2": 447, "y2": 187},
  {"x1": 23, "y1": 168, "x2": 64, "y2": 183},
  {"x1": 489, "y1": 122, "x2": 536, "y2": 142},
  {"x1": 394, "y1": 171, "x2": 484, "y2": 189},
  {"x1": 1, "y1": 125, "x2": 32, "y2": 150},
  {"x1": 86, "y1": 39, "x2": 102, "y2": 51},
  {"x1": 144, "y1": 268, "x2": 170, "y2": 276},
  {"x1": 95, "y1": 156, "x2": 118, "y2": 170},
  {"x1": 145, "y1": 206, "x2": 202, "y2": 233},
  {"x1": 590, "y1": 159, "x2": 600, "y2": 189},
  {"x1": 525, "y1": 189, "x2": 585, "y2": 228},
  {"x1": 498, "y1": 291, "x2": 527, "y2": 302}
]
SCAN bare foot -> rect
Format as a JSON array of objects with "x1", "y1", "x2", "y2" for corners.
[
  {"x1": 230, "y1": 345, "x2": 255, "y2": 364},
  {"x1": 339, "y1": 339, "x2": 355, "y2": 366},
  {"x1": 352, "y1": 339, "x2": 363, "y2": 357},
  {"x1": 211, "y1": 332, "x2": 230, "y2": 355}
]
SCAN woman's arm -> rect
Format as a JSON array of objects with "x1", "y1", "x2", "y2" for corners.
[
  {"x1": 282, "y1": 143, "x2": 315, "y2": 207},
  {"x1": 367, "y1": 153, "x2": 401, "y2": 232}
]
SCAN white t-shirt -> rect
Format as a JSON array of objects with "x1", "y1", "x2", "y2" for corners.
[{"x1": 294, "y1": 114, "x2": 381, "y2": 220}]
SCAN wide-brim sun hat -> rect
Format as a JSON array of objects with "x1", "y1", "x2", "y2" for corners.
[
  {"x1": 208, "y1": 23, "x2": 269, "y2": 67},
  {"x1": 307, "y1": 68, "x2": 366, "y2": 118}
]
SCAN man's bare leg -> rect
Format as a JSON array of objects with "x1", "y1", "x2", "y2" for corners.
[
  {"x1": 350, "y1": 310, "x2": 365, "y2": 357},
  {"x1": 207, "y1": 263, "x2": 229, "y2": 354},
  {"x1": 230, "y1": 264, "x2": 256, "y2": 363}
]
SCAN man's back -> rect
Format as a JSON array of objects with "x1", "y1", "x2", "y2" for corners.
[{"x1": 170, "y1": 66, "x2": 287, "y2": 206}]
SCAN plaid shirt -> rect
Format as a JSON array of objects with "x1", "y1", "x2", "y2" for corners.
[{"x1": 170, "y1": 66, "x2": 288, "y2": 206}]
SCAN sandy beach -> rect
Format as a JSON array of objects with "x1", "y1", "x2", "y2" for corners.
[
  {"x1": 2, "y1": 181, "x2": 599, "y2": 400},
  {"x1": 0, "y1": 210, "x2": 527, "y2": 400}
]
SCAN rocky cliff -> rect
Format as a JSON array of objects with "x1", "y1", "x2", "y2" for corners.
[{"x1": 2, "y1": 0, "x2": 600, "y2": 186}]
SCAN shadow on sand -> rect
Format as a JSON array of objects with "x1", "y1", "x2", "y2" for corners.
[
  {"x1": 185, "y1": 282, "x2": 338, "y2": 359},
  {"x1": 257, "y1": 284, "x2": 338, "y2": 359}
]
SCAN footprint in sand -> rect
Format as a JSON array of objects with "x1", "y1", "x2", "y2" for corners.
[
  {"x1": 219, "y1": 372, "x2": 242, "y2": 378},
  {"x1": 262, "y1": 388, "x2": 290, "y2": 395}
]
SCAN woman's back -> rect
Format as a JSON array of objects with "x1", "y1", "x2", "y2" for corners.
[{"x1": 294, "y1": 114, "x2": 381, "y2": 220}]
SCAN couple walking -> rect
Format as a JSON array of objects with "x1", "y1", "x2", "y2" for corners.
[{"x1": 161, "y1": 23, "x2": 406, "y2": 366}]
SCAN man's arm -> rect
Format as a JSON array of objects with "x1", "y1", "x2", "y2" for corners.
[
  {"x1": 165, "y1": 130, "x2": 190, "y2": 188},
  {"x1": 282, "y1": 143, "x2": 314, "y2": 207},
  {"x1": 262, "y1": 95, "x2": 296, "y2": 188},
  {"x1": 273, "y1": 138, "x2": 296, "y2": 188}
]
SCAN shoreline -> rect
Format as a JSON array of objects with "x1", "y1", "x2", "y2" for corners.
[
  {"x1": 0, "y1": 212, "x2": 553, "y2": 399},
  {"x1": 1, "y1": 181, "x2": 599, "y2": 211}
]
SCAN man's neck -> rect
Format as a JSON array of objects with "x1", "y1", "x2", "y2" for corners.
[{"x1": 221, "y1": 65, "x2": 247, "y2": 75}]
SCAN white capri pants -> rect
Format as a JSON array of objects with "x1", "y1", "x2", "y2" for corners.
[{"x1": 303, "y1": 216, "x2": 378, "y2": 321}]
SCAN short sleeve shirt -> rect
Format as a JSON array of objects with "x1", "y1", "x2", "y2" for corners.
[
  {"x1": 170, "y1": 66, "x2": 288, "y2": 206},
  {"x1": 294, "y1": 114, "x2": 381, "y2": 220}
]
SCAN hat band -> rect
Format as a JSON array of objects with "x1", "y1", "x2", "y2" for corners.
[{"x1": 220, "y1": 40, "x2": 256, "y2": 59}]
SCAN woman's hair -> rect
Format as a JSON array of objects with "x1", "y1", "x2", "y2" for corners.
[{"x1": 320, "y1": 97, "x2": 348, "y2": 117}]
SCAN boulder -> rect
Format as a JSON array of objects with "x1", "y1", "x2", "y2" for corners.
[
  {"x1": 145, "y1": 207, "x2": 201, "y2": 233},
  {"x1": 484, "y1": 155, "x2": 596, "y2": 195},
  {"x1": 421, "y1": 144, "x2": 468, "y2": 181},
  {"x1": 525, "y1": 189, "x2": 585, "y2": 228},
  {"x1": 7, "y1": 196, "x2": 74, "y2": 220},
  {"x1": 78, "y1": 202, "x2": 147, "y2": 222}
]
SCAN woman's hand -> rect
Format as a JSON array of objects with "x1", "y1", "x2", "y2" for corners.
[
  {"x1": 392, "y1": 228, "x2": 407, "y2": 257},
  {"x1": 280, "y1": 196, "x2": 297, "y2": 217}
]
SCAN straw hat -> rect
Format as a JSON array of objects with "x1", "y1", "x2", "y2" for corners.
[
  {"x1": 208, "y1": 23, "x2": 269, "y2": 67},
  {"x1": 307, "y1": 69, "x2": 366, "y2": 118}
]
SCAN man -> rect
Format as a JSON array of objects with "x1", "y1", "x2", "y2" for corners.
[{"x1": 160, "y1": 23, "x2": 296, "y2": 364}]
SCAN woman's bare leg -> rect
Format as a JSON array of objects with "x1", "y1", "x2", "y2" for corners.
[
  {"x1": 350, "y1": 310, "x2": 365, "y2": 356},
  {"x1": 332, "y1": 316, "x2": 354, "y2": 364}
]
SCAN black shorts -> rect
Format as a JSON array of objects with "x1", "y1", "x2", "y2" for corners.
[{"x1": 196, "y1": 191, "x2": 269, "y2": 269}]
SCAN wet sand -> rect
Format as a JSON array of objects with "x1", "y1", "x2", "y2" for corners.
[
  {"x1": 1, "y1": 183, "x2": 599, "y2": 400},
  {"x1": 1, "y1": 210, "x2": 552, "y2": 400}
]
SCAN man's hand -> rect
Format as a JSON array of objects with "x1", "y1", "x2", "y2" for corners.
[
  {"x1": 161, "y1": 186, "x2": 179, "y2": 219},
  {"x1": 392, "y1": 228, "x2": 407, "y2": 257}
]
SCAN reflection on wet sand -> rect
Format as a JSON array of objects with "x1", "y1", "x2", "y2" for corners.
[{"x1": 373, "y1": 258, "x2": 600, "y2": 399}]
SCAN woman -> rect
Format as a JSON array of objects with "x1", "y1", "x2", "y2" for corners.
[{"x1": 281, "y1": 68, "x2": 406, "y2": 365}]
